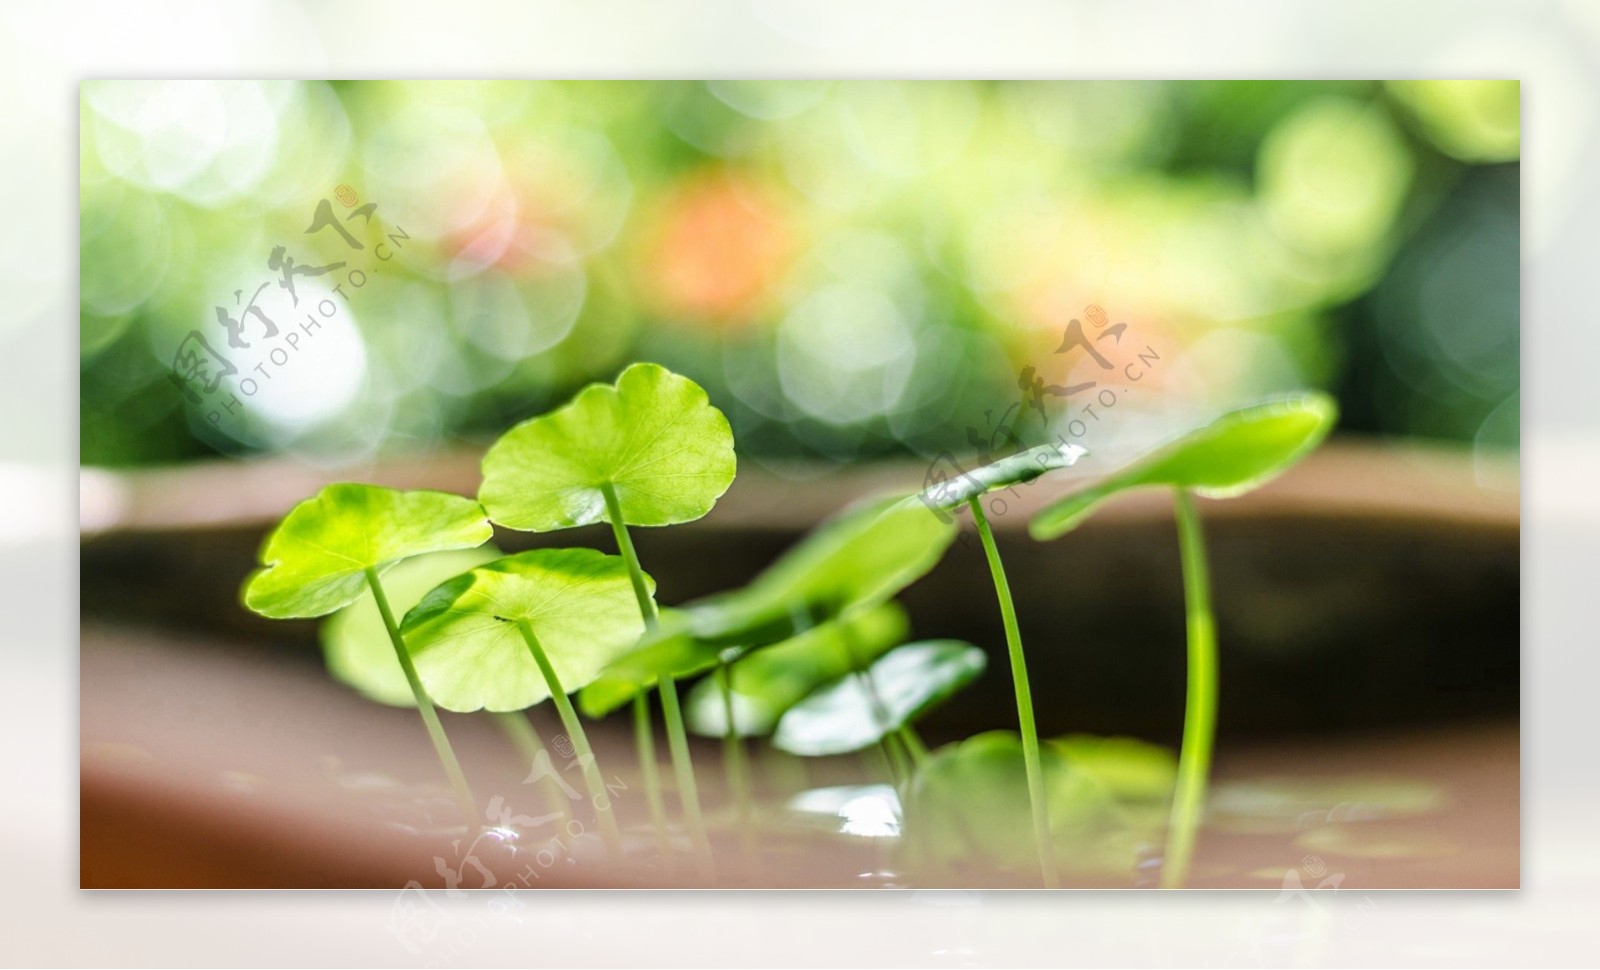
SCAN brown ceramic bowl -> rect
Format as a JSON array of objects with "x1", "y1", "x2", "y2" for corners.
[{"x1": 80, "y1": 440, "x2": 1518, "y2": 888}]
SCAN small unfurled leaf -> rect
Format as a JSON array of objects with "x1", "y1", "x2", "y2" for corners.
[
  {"x1": 920, "y1": 442, "x2": 1087, "y2": 511},
  {"x1": 321, "y1": 547, "x2": 501, "y2": 707},
  {"x1": 575, "y1": 493, "x2": 954, "y2": 717},
  {"x1": 681, "y1": 604, "x2": 912, "y2": 737},
  {"x1": 773, "y1": 640, "x2": 987, "y2": 756},
  {"x1": 479, "y1": 362, "x2": 736, "y2": 531},
  {"x1": 243, "y1": 484, "x2": 492, "y2": 619},
  {"x1": 1030, "y1": 394, "x2": 1337, "y2": 540},
  {"x1": 400, "y1": 548, "x2": 650, "y2": 713}
]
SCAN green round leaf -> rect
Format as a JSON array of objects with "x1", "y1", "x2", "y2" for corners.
[
  {"x1": 773, "y1": 640, "x2": 987, "y2": 756},
  {"x1": 909, "y1": 731, "x2": 1107, "y2": 871},
  {"x1": 320, "y1": 546, "x2": 501, "y2": 707},
  {"x1": 479, "y1": 362, "x2": 737, "y2": 531},
  {"x1": 242, "y1": 484, "x2": 493, "y2": 619},
  {"x1": 908, "y1": 731, "x2": 1166, "y2": 878},
  {"x1": 1050, "y1": 734, "x2": 1177, "y2": 803},
  {"x1": 400, "y1": 548, "x2": 651, "y2": 713},
  {"x1": 682, "y1": 604, "x2": 912, "y2": 737},
  {"x1": 920, "y1": 442, "x2": 1087, "y2": 511},
  {"x1": 1029, "y1": 393, "x2": 1338, "y2": 540}
]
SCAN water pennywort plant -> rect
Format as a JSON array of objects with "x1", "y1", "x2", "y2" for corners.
[
  {"x1": 576, "y1": 493, "x2": 947, "y2": 845},
  {"x1": 1029, "y1": 393, "x2": 1337, "y2": 887},
  {"x1": 478, "y1": 362, "x2": 737, "y2": 871},
  {"x1": 233, "y1": 362, "x2": 1343, "y2": 888},
  {"x1": 320, "y1": 546, "x2": 576, "y2": 825},
  {"x1": 398, "y1": 548, "x2": 653, "y2": 853},
  {"x1": 577, "y1": 491, "x2": 955, "y2": 852},
  {"x1": 921, "y1": 441, "x2": 1088, "y2": 887},
  {"x1": 684, "y1": 603, "x2": 914, "y2": 836},
  {"x1": 579, "y1": 492, "x2": 957, "y2": 718},
  {"x1": 242, "y1": 484, "x2": 493, "y2": 823}
]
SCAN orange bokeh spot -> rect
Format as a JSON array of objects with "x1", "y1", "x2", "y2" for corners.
[
  {"x1": 1011, "y1": 284, "x2": 1181, "y2": 402},
  {"x1": 641, "y1": 170, "x2": 792, "y2": 327}
]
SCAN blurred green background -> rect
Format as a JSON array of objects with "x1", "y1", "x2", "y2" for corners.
[{"x1": 79, "y1": 80, "x2": 1519, "y2": 473}]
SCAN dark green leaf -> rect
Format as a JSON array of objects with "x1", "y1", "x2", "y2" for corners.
[
  {"x1": 575, "y1": 492, "x2": 953, "y2": 717},
  {"x1": 772, "y1": 640, "x2": 987, "y2": 756},
  {"x1": 681, "y1": 604, "x2": 911, "y2": 737},
  {"x1": 679, "y1": 492, "x2": 957, "y2": 642},
  {"x1": 1030, "y1": 393, "x2": 1337, "y2": 540}
]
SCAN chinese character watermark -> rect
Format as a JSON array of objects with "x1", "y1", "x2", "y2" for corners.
[
  {"x1": 922, "y1": 304, "x2": 1162, "y2": 538},
  {"x1": 384, "y1": 740, "x2": 631, "y2": 965},
  {"x1": 168, "y1": 186, "x2": 410, "y2": 428}
]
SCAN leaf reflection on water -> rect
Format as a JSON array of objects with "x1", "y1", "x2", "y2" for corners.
[{"x1": 784, "y1": 784, "x2": 903, "y2": 839}]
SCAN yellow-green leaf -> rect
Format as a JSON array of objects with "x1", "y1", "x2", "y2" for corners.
[
  {"x1": 479, "y1": 362, "x2": 736, "y2": 531},
  {"x1": 400, "y1": 548, "x2": 650, "y2": 713},
  {"x1": 242, "y1": 484, "x2": 492, "y2": 619},
  {"x1": 320, "y1": 546, "x2": 501, "y2": 707}
]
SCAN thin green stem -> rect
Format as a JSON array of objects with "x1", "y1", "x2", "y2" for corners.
[
  {"x1": 863, "y1": 738, "x2": 897, "y2": 788},
  {"x1": 364, "y1": 568, "x2": 478, "y2": 826},
  {"x1": 659, "y1": 673, "x2": 716, "y2": 879},
  {"x1": 839, "y1": 624, "x2": 893, "y2": 736},
  {"x1": 632, "y1": 693, "x2": 671, "y2": 859},
  {"x1": 859, "y1": 666, "x2": 914, "y2": 792},
  {"x1": 968, "y1": 497, "x2": 1059, "y2": 888},
  {"x1": 492, "y1": 711, "x2": 570, "y2": 826},
  {"x1": 602, "y1": 482, "x2": 670, "y2": 856},
  {"x1": 600, "y1": 481, "x2": 714, "y2": 879},
  {"x1": 836, "y1": 619, "x2": 911, "y2": 786},
  {"x1": 716, "y1": 664, "x2": 757, "y2": 858},
  {"x1": 515, "y1": 619, "x2": 623, "y2": 853},
  {"x1": 716, "y1": 665, "x2": 752, "y2": 821},
  {"x1": 880, "y1": 734, "x2": 911, "y2": 791},
  {"x1": 1162, "y1": 488, "x2": 1219, "y2": 889},
  {"x1": 601, "y1": 481, "x2": 658, "y2": 626},
  {"x1": 898, "y1": 725, "x2": 930, "y2": 767}
]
